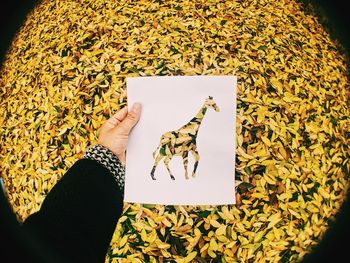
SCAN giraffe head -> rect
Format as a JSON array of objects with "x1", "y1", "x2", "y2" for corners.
[{"x1": 205, "y1": 96, "x2": 220, "y2": 112}]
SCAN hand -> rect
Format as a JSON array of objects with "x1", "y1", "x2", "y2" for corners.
[{"x1": 97, "y1": 103, "x2": 142, "y2": 166}]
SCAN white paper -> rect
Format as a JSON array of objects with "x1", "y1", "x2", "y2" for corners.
[{"x1": 124, "y1": 76, "x2": 237, "y2": 205}]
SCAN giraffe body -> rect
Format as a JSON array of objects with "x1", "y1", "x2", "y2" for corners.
[{"x1": 150, "y1": 96, "x2": 220, "y2": 180}]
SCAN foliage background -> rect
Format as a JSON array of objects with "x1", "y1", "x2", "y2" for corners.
[{"x1": 0, "y1": 0, "x2": 349, "y2": 262}]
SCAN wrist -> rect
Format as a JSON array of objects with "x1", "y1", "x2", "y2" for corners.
[
  {"x1": 83, "y1": 144, "x2": 126, "y2": 195},
  {"x1": 97, "y1": 142, "x2": 125, "y2": 167}
]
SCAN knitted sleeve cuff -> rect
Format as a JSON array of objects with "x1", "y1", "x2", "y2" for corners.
[{"x1": 83, "y1": 144, "x2": 125, "y2": 195}]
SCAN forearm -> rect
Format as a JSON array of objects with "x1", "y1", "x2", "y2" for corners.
[{"x1": 22, "y1": 145, "x2": 125, "y2": 263}]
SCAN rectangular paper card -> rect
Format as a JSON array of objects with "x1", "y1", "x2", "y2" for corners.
[{"x1": 124, "y1": 76, "x2": 237, "y2": 205}]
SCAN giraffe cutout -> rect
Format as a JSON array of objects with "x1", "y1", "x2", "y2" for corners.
[{"x1": 150, "y1": 96, "x2": 220, "y2": 180}]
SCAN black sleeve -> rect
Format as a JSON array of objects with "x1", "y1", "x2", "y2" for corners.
[{"x1": 22, "y1": 158, "x2": 123, "y2": 263}]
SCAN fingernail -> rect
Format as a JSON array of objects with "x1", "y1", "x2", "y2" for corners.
[{"x1": 132, "y1": 102, "x2": 141, "y2": 113}]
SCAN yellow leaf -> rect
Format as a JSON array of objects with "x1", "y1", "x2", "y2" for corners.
[
  {"x1": 210, "y1": 219, "x2": 221, "y2": 228},
  {"x1": 215, "y1": 225, "x2": 226, "y2": 236},
  {"x1": 149, "y1": 229, "x2": 157, "y2": 243},
  {"x1": 251, "y1": 192, "x2": 266, "y2": 199},
  {"x1": 279, "y1": 147, "x2": 289, "y2": 160},
  {"x1": 217, "y1": 235, "x2": 229, "y2": 243},
  {"x1": 140, "y1": 228, "x2": 147, "y2": 242},
  {"x1": 246, "y1": 159, "x2": 256, "y2": 167},
  {"x1": 194, "y1": 228, "x2": 201, "y2": 237},
  {"x1": 224, "y1": 248, "x2": 234, "y2": 257},
  {"x1": 57, "y1": 127, "x2": 68, "y2": 136},
  {"x1": 184, "y1": 251, "x2": 197, "y2": 263},
  {"x1": 175, "y1": 136, "x2": 191, "y2": 144},
  {"x1": 200, "y1": 243, "x2": 209, "y2": 253},
  {"x1": 221, "y1": 206, "x2": 235, "y2": 221},
  {"x1": 253, "y1": 230, "x2": 265, "y2": 243},
  {"x1": 267, "y1": 212, "x2": 281, "y2": 229},
  {"x1": 256, "y1": 106, "x2": 267, "y2": 123},
  {"x1": 208, "y1": 249, "x2": 217, "y2": 258},
  {"x1": 263, "y1": 173, "x2": 276, "y2": 185},
  {"x1": 157, "y1": 242, "x2": 171, "y2": 249},
  {"x1": 261, "y1": 136, "x2": 271, "y2": 146},
  {"x1": 168, "y1": 213, "x2": 177, "y2": 225},
  {"x1": 273, "y1": 227, "x2": 281, "y2": 241},
  {"x1": 270, "y1": 78, "x2": 283, "y2": 94},
  {"x1": 162, "y1": 218, "x2": 172, "y2": 227},
  {"x1": 288, "y1": 208, "x2": 301, "y2": 218},
  {"x1": 119, "y1": 235, "x2": 128, "y2": 247},
  {"x1": 209, "y1": 238, "x2": 218, "y2": 251},
  {"x1": 266, "y1": 164, "x2": 278, "y2": 177},
  {"x1": 246, "y1": 92, "x2": 256, "y2": 103},
  {"x1": 319, "y1": 187, "x2": 330, "y2": 199},
  {"x1": 282, "y1": 92, "x2": 301, "y2": 103}
]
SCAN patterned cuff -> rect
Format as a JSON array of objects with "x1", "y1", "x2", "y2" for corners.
[{"x1": 83, "y1": 144, "x2": 125, "y2": 195}]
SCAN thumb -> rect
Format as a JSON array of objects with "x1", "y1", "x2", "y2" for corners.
[{"x1": 118, "y1": 103, "x2": 142, "y2": 134}]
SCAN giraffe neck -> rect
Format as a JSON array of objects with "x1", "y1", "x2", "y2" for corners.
[
  {"x1": 195, "y1": 105, "x2": 207, "y2": 120},
  {"x1": 188, "y1": 105, "x2": 207, "y2": 134}
]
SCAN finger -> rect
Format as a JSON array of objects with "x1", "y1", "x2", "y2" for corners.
[
  {"x1": 118, "y1": 103, "x2": 142, "y2": 134},
  {"x1": 107, "y1": 106, "x2": 128, "y2": 126}
]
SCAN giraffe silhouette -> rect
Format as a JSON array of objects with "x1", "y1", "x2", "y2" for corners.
[{"x1": 150, "y1": 96, "x2": 220, "y2": 180}]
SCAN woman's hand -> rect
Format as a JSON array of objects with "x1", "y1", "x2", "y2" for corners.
[{"x1": 97, "y1": 103, "x2": 142, "y2": 166}]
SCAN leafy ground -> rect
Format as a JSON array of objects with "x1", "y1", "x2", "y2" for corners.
[{"x1": 0, "y1": 0, "x2": 349, "y2": 262}]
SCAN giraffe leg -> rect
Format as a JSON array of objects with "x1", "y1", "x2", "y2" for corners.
[
  {"x1": 164, "y1": 156, "x2": 175, "y2": 180},
  {"x1": 150, "y1": 152, "x2": 164, "y2": 180},
  {"x1": 182, "y1": 151, "x2": 189, "y2": 179},
  {"x1": 191, "y1": 149, "x2": 200, "y2": 178}
]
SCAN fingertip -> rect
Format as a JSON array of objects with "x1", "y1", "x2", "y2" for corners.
[{"x1": 132, "y1": 102, "x2": 142, "y2": 113}]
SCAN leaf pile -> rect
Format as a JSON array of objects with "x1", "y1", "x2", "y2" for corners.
[{"x1": 0, "y1": 0, "x2": 349, "y2": 262}]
